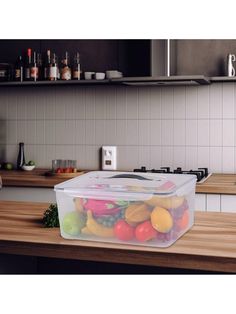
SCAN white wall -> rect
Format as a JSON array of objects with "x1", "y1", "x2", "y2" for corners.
[{"x1": 0, "y1": 82, "x2": 235, "y2": 172}]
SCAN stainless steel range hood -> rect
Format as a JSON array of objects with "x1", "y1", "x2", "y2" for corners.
[
  {"x1": 112, "y1": 40, "x2": 210, "y2": 86},
  {"x1": 112, "y1": 75, "x2": 210, "y2": 86}
]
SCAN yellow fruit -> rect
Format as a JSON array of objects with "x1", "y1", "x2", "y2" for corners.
[
  {"x1": 86, "y1": 210, "x2": 114, "y2": 238},
  {"x1": 151, "y1": 206, "x2": 173, "y2": 233},
  {"x1": 145, "y1": 196, "x2": 185, "y2": 209},
  {"x1": 81, "y1": 226, "x2": 93, "y2": 235},
  {"x1": 74, "y1": 198, "x2": 84, "y2": 212},
  {"x1": 125, "y1": 203, "x2": 150, "y2": 225}
]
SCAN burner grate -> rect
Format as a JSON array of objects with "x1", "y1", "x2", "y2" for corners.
[{"x1": 133, "y1": 166, "x2": 209, "y2": 182}]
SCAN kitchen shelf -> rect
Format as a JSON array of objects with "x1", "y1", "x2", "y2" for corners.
[
  {"x1": 0, "y1": 75, "x2": 211, "y2": 88},
  {"x1": 210, "y1": 76, "x2": 236, "y2": 82},
  {"x1": 0, "y1": 79, "x2": 111, "y2": 87}
]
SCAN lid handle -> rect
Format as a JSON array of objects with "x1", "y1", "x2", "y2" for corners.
[{"x1": 109, "y1": 174, "x2": 152, "y2": 181}]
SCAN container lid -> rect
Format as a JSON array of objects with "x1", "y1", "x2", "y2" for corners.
[{"x1": 54, "y1": 171, "x2": 196, "y2": 199}]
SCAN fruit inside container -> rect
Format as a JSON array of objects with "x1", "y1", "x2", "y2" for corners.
[{"x1": 60, "y1": 195, "x2": 192, "y2": 246}]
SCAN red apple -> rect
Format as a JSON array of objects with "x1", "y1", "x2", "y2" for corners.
[
  {"x1": 114, "y1": 219, "x2": 135, "y2": 241},
  {"x1": 135, "y1": 220, "x2": 157, "y2": 242}
]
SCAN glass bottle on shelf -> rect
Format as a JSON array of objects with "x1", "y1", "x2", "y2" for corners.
[
  {"x1": 30, "y1": 51, "x2": 39, "y2": 81},
  {"x1": 49, "y1": 53, "x2": 58, "y2": 81},
  {"x1": 24, "y1": 48, "x2": 32, "y2": 81},
  {"x1": 14, "y1": 56, "x2": 24, "y2": 82},
  {"x1": 72, "y1": 52, "x2": 81, "y2": 80},
  {"x1": 60, "y1": 51, "x2": 71, "y2": 80},
  {"x1": 37, "y1": 53, "x2": 42, "y2": 80},
  {"x1": 44, "y1": 50, "x2": 51, "y2": 80},
  {"x1": 17, "y1": 142, "x2": 25, "y2": 170}
]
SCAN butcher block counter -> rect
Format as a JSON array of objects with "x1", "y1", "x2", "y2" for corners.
[
  {"x1": 1, "y1": 169, "x2": 236, "y2": 195},
  {"x1": 0, "y1": 168, "x2": 84, "y2": 188},
  {"x1": 0, "y1": 201, "x2": 236, "y2": 273}
]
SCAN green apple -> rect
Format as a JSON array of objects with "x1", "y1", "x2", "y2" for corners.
[
  {"x1": 4, "y1": 163, "x2": 14, "y2": 170},
  {"x1": 27, "y1": 160, "x2": 35, "y2": 166},
  {"x1": 62, "y1": 211, "x2": 86, "y2": 236}
]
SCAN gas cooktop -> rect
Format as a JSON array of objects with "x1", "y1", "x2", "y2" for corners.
[{"x1": 133, "y1": 166, "x2": 211, "y2": 183}]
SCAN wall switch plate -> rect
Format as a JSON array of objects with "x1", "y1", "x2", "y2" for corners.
[{"x1": 101, "y1": 146, "x2": 117, "y2": 170}]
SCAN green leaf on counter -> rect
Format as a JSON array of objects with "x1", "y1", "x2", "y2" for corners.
[{"x1": 42, "y1": 203, "x2": 60, "y2": 228}]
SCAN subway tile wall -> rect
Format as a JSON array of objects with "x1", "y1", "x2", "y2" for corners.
[{"x1": 0, "y1": 83, "x2": 236, "y2": 172}]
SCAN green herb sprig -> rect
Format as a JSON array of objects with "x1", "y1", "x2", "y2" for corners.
[{"x1": 42, "y1": 203, "x2": 60, "y2": 228}]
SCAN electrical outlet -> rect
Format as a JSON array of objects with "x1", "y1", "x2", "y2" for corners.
[{"x1": 101, "y1": 146, "x2": 117, "y2": 170}]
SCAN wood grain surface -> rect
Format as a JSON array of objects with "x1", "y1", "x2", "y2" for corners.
[
  {"x1": 1, "y1": 170, "x2": 236, "y2": 195},
  {"x1": 196, "y1": 173, "x2": 236, "y2": 194},
  {"x1": 0, "y1": 168, "x2": 84, "y2": 188},
  {"x1": 0, "y1": 201, "x2": 236, "y2": 273}
]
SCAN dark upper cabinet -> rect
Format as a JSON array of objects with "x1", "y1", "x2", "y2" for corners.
[
  {"x1": 0, "y1": 39, "x2": 151, "y2": 77},
  {"x1": 0, "y1": 40, "x2": 40, "y2": 64},
  {"x1": 0, "y1": 39, "x2": 235, "y2": 86},
  {"x1": 171, "y1": 40, "x2": 236, "y2": 77}
]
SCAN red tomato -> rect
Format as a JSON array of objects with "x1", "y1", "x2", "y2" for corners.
[
  {"x1": 64, "y1": 167, "x2": 71, "y2": 173},
  {"x1": 114, "y1": 220, "x2": 135, "y2": 241},
  {"x1": 135, "y1": 220, "x2": 157, "y2": 242},
  {"x1": 56, "y1": 168, "x2": 63, "y2": 173},
  {"x1": 176, "y1": 210, "x2": 189, "y2": 231}
]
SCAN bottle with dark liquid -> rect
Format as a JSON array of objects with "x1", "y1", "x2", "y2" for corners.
[
  {"x1": 37, "y1": 53, "x2": 42, "y2": 80},
  {"x1": 24, "y1": 48, "x2": 32, "y2": 81},
  {"x1": 17, "y1": 142, "x2": 25, "y2": 170},
  {"x1": 14, "y1": 56, "x2": 24, "y2": 82},
  {"x1": 72, "y1": 52, "x2": 81, "y2": 80}
]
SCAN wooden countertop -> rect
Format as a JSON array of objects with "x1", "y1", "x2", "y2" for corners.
[
  {"x1": 0, "y1": 200, "x2": 236, "y2": 273},
  {"x1": 196, "y1": 173, "x2": 236, "y2": 194},
  {"x1": 0, "y1": 168, "x2": 84, "y2": 188},
  {"x1": 1, "y1": 169, "x2": 236, "y2": 194}
]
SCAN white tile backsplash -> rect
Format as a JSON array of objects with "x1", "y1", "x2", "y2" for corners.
[
  {"x1": 161, "y1": 146, "x2": 174, "y2": 166},
  {"x1": 186, "y1": 87, "x2": 197, "y2": 119},
  {"x1": 209, "y1": 147, "x2": 222, "y2": 173},
  {"x1": 209, "y1": 120, "x2": 222, "y2": 146},
  {"x1": 1, "y1": 83, "x2": 236, "y2": 173},
  {"x1": 161, "y1": 120, "x2": 173, "y2": 146},
  {"x1": 222, "y1": 119, "x2": 234, "y2": 146},
  {"x1": 197, "y1": 147, "x2": 210, "y2": 168},
  {"x1": 150, "y1": 120, "x2": 161, "y2": 145},
  {"x1": 186, "y1": 120, "x2": 197, "y2": 146},
  {"x1": 95, "y1": 120, "x2": 105, "y2": 145},
  {"x1": 173, "y1": 146, "x2": 186, "y2": 168},
  {"x1": 173, "y1": 87, "x2": 186, "y2": 119},
  {"x1": 185, "y1": 146, "x2": 198, "y2": 170},
  {"x1": 222, "y1": 83, "x2": 234, "y2": 119},
  {"x1": 173, "y1": 120, "x2": 185, "y2": 146},
  {"x1": 138, "y1": 120, "x2": 150, "y2": 146},
  {"x1": 138, "y1": 87, "x2": 150, "y2": 119},
  {"x1": 116, "y1": 87, "x2": 126, "y2": 119},
  {"x1": 197, "y1": 120, "x2": 209, "y2": 146},
  {"x1": 126, "y1": 120, "x2": 138, "y2": 145},
  {"x1": 126, "y1": 88, "x2": 138, "y2": 119},
  {"x1": 209, "y1": 83, "x2": 222, "y2": 119},
  {"x1": 161, "y1": 87, "x2": 174, "y2": 119},
  {"x1": 222, "y1": 147, "x2": 235, "y2": 173},
  {"x1": 150, "y1": 88, "x2": 161, "y2": 119},
  {"x1": 197, "y1": 86, "x2": 210, "y2": 119}
]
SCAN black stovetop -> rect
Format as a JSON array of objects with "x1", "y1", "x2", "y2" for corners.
[{"x1": 133, "y1": 166, "x2": 209, "y2": 182}]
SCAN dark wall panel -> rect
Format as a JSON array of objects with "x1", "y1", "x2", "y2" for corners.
[{"x1": 174, "y1": 40, "x2": 236, "y2": 76}]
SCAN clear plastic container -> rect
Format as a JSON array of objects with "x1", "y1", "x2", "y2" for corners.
[{"x1": 54, "y1": 171, "x2": 196, "y2": 247}]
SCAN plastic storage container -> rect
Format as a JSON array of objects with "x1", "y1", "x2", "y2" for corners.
[{"x1": 55, "y1": 171, "x2": 196, "y2": 247}]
